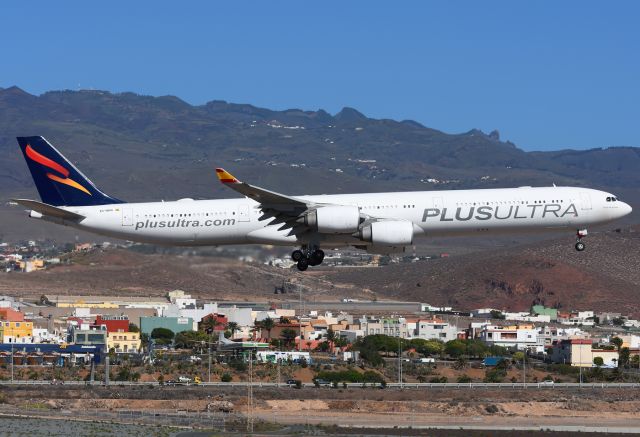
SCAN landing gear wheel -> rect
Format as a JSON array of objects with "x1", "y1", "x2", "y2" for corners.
[
  {"x1": 291, "y1": 250, "x2": 304, "y2": 262},
  {"x1": 296, "y1": 258, "x2": 309, "y2": 271},
  {"x1": 575, "y1": 241, "x2": 586, "y2": 252},
  {"x1": 308, "y1": 249, "x2": 325, "y2": 266}
]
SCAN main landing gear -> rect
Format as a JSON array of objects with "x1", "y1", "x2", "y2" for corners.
[
  {"x1": 291, "y1": 248, "x2": 325, "y2": 271},
  {"x1": 575, "y1": 229, "x2": 587, "y2": 252}
]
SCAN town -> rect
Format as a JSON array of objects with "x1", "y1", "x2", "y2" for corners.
[{"x1": 1, "y1": 241, "x2": 639, "y2": 388}]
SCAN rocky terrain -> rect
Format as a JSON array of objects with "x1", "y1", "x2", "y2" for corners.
[{"x1": 1, "y1": 226, "x2": 638, "y2": 315}]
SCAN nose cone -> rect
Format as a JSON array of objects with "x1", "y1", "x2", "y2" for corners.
[{"x1": 620, "y1": 201, "x2": 633, "y2": 217}]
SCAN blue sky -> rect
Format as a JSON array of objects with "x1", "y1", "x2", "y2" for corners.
[{"x1": 1, "y1": 1, "x2": 638, "y2": 150}]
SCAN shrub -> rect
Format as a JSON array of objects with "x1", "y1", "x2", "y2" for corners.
[
  {"x1": 429, "y1": 376, "x2": 447, "y2": 383},
  {"x1": 221, "y1": 373, "x2": 232, "y2": 382},
  {"x1": 457, "y1": 374, "x2": 472, "y2": 383}
]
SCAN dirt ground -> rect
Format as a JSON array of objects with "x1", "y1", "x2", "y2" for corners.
[{"x1": 2, "y1": 384, "x2": 640, "y2": 431}]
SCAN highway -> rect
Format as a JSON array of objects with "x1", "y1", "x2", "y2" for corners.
[{"x1": 218, "y1": 300, "x2": 424, "y2": 313}]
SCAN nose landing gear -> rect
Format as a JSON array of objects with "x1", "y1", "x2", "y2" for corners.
[
  {"x1": 575, "y1": 229, "x2": 587, "y2": 251},
  {"x1": 291, "y1": 248, "x2": 325, "y2": 271}
]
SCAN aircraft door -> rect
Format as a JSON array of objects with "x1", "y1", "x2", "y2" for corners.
[
  {"x1": 579, "y1": 192, "x2": 592, "y2": 210},
  {"x1": 122, "y1": 208, "x2": 133, "y2": 226},
  {"x1": 237, "y1": 204, "x2": 250, "y2": 222}
]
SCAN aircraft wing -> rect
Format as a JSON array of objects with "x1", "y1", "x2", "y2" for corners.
[
  {"x1": 215, "y1": 168, "x2": 313, "y2": 235},
  {"x1": 11, "y1": 198, "x2": 85, "y2": 220}
]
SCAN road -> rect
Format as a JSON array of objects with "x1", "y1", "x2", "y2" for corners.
[
  {"x1": 1, "y1": 380, "x2": 639, "y2": 389},
  {"x1": 218, "y1": 299, "x2": 424, "y2": 312}
]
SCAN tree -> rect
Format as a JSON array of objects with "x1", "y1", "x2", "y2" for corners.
[
  {"x1": 445, "y1": 340, "x2": 467, "y2": 358},
  {"x1": 490, "y1": 310, "x2": 505, "y2": 320},
  {"x1": 619, "y1": 347, "x2": 631, "y2": 368},
  {"x1": 409, "y1": 339, "x2": 444, "y2": 357},
  {"x1": 611, "y1": 337, "x2": 624, "y2": 351},
  {"x1": 150, "y1": 328, "x2": 175, "y2": 345},
  {"x1": 280, "y1": 328, "x2": 297, "y2": 347},
  {"x1": 201, "y1": 315, "x2": 225, "y2": 334},
  {"x1": 174, "y1": 330, "x2": 209, "y2": 349},
  {"x1": 226, "y1": 322, "x2": 240, "y2": 338},
  {"x1": 512, "y1": 351, "x2": 525, "y2": 364},
  {"x1": 128, "y1": 323, "x2": 139, "y2": 333},
  {"x1": 593, "y1": 356, "x2": 604, "y2": 367},
  {"x1": 258, "y1": 317, "x2": 275, "y2": 339},
  {"x1": 326, "y1": 328, "x2": 336, "y2": 343}
]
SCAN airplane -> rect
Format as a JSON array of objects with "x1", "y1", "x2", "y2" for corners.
[{"x1": 11, "y1": 136, "x2": 633, "y2": 271}]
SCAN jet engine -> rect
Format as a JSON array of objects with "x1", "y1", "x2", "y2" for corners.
[
  {"x1": 356, "y1": 220, "x2": 414, "y2": 246},
  {"x1": 300, "y1": 205, "x2": 361, "y2": 234}
]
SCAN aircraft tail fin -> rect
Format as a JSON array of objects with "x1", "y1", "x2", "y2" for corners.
[{"x1": 16, "y1": 136, "x2": 124, "y2": 207}]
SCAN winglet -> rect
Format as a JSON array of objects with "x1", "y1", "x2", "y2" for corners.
[{"x1": 215, "y1": 168, "x2": 240, "y2": 184}]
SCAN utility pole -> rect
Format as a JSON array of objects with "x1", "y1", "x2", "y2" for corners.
[
  {"x1": 10, "y1": 342, "x2": 14, "y2": 382},
  {"x1": 247, "y1": 350, "x2": 254, "y2": 433},
  {"x1": 579, "y1": 342, "x2": 583, "y2": 386},
  {"x1": 299, "y1": 288, "x2": 303, "y2": 352},
  {"x1": 105, "y1": 355, "x2": 110, "y2": 386},
  {"x1": 277, "y1": 357, "x2": 281, "y2": 387},
  {"x1": 398, "y1": 337, "x2": 403, "y2": 388},
  {"x1": 523, "y1": 348, "x2": 526, "y2": 388},
  {"x1": 208, "y1": 340, "x2": 212, "y2": 383}
]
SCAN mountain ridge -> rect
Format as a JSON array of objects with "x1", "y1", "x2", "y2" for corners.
[{"x1": 0, "y1": 86, "x2": 638, "y2": 231}]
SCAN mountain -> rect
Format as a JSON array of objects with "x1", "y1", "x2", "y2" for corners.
[{"x1": 0, "y1": 86, "x2": 638, "y2": 239}]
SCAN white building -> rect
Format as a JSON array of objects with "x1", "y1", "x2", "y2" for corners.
[
  {"x1": 479, "y1": 324, "x2": 539, "y2": 350},
  {"x1": 256, "y1": 350, "x2": 311, "y2": 364},
  {"x1": 412, "y1": 318, "x2": 458, "y2": 341},
  {"x1": 165, "y1": 302, "x2": 218, "y2": 331}
]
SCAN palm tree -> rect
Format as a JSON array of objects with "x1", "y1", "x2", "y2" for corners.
[
  {"x1": 260, "y1": 317, "x2": 275, "y2": 340},
  {"x1": 201, "y1": 314, "x2": 225, "y2": 334},
  {"x1": 226, "y1": 322, "x2": 240, "y2": 338},
  {"x1": 611, "y1": 336, "x2": 623, "y2": 351},
  {"x1": 280, "y1": 328, "x2": 297, "y2": 348}
]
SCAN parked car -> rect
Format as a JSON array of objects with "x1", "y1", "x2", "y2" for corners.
[
  {"x1": 414, "y1": 357, "x2": 435, "y2": 364},
  {"x1": 286, "y1": 379, "x2": 301, "y2": 386},
  {"x1": 540, "y1": 379, "x2": 555, "y2": 386},
  {"x1": 313, "y1": 378, "x2": 331, "y2": 387}
]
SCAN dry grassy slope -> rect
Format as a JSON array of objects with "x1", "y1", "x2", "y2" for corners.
[
  {"x1": 0, "y1": 249, "x2": 337, "y2": 301},
  {"x1": 322, "y1": 228, "x2": 640, "y2": 315},
  {"x1": 2, "y1": 229, "x2": 639, "y2": 315}
]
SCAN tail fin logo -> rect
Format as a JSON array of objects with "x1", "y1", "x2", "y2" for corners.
[{"x1": 25, "y1": 144, "x2": 92, "y2": 196}]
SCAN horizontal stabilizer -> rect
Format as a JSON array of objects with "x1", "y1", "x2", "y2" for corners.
[{"x1": 11, "y1": 198, "x2": 85, "y2": 220}]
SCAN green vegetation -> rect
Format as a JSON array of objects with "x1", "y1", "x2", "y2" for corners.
[
  {"x1": 151, "y1": 327, "x2": 175, "y2": 345},
  {"x1": 314, "y1": 368, "x2": 384, "y2": 383},
  {"x1": 174, "y1": 330, "x2": 210, "y2": 349}
]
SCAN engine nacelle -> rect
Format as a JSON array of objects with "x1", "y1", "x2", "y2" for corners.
[
  {"x1": 302, "y1": 205, "x2": 361, "y2": 234},
  {"x1": 357, "y1": 220, "x2": 414, "y2": 246}
]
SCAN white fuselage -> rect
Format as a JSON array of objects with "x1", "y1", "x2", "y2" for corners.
[{"x1": 38, "y1": 186, "x2": 631, "y2": 249}]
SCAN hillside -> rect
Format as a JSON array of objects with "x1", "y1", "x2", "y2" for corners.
[
  {"x1": 322, "y1": 227, "x2": 640, "y2": 316},
  {"x1": 1, "y1": 228, "x2": 638, "y2": 316}
]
